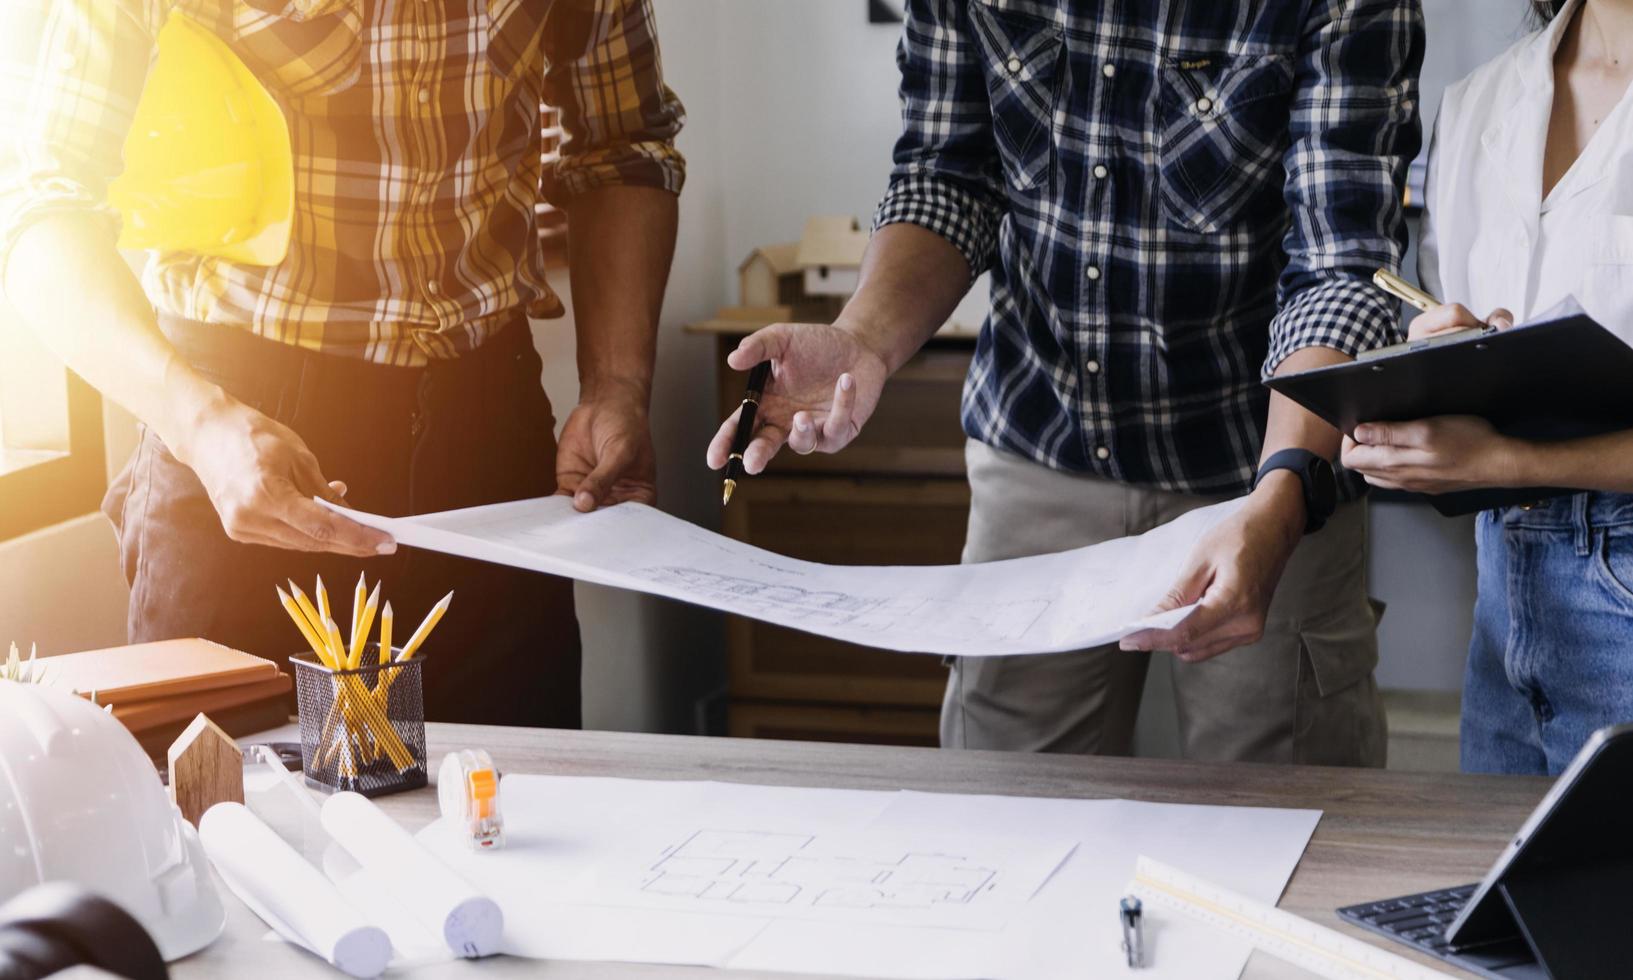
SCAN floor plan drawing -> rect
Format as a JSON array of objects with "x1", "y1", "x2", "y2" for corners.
[{"x1": 639, "y1": 829, "x2": 1003, "y2": 913}]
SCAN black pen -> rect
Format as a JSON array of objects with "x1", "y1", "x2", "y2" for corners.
[{"x1": 722, "y1": 360, "x2": 772, "y2": 506}]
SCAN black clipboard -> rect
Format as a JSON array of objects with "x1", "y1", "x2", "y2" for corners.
[{"x1": 1267, "y1": 311, "x2": 1633, "y2": 515}]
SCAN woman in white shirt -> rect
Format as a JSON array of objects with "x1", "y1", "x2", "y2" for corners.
[{"x1": 1344, "y1": 0, "x2": 1633, "y2": 775}]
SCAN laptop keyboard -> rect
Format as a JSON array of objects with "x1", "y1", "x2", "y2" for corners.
[{"x1": 1337, "y1": 883, "x2": 1478, "y2": 958}]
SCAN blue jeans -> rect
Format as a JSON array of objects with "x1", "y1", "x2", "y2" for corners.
[{"x1": 1463, "y1": 492, "x2": 1633, "y2": 775}]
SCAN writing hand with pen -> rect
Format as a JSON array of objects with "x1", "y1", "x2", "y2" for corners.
[
  {"x1": 704, "y1": 321, "x2": 891, "y2": 498},
  {"x1": 1342, "y1": 300, "x2": 1521, "y2": 495}
]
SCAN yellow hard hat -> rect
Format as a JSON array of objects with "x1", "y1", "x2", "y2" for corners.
[{"x1": 108, "y1": 13, "x2": 292, "y2": 266}]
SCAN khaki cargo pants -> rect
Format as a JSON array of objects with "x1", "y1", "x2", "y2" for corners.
[{"x1": 942, "y1": 441, "x2": 1387, "y2": 767}]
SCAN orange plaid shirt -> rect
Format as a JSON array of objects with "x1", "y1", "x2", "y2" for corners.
[{"x1": 0, "y1": 0, "x2": 685, "y2": 365}]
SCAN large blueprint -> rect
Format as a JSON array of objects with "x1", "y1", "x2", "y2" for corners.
[{"x1": 325, "y1": 495, "x2": 1242, "y2": 656}]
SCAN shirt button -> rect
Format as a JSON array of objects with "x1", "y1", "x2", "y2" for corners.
[
  {"x1": 1196, "y1": 97, "x2": 1213, "y2": 114},
  {"x1": 1006, "y1": 55, "x2": 1022, "y2": 74},
  {"x1": 418, "y1": 88, "x2": 431, "y2": 104},
  {"x1": 1102, "y1": 63, "x2": 1116, "y2": 78},
  {"x1": 53, "y1": 52, "x2": 75, "y2": 71},
  {"x1": 1093, "y1": 164, "x2": 1109, "y2": 179},
  {"x1": 1096, "y1": 446, "x2": 1111, "y2": 461},
  {"x1": 426, "y1": 280, "x2": 440, "y2": 295},
  {"x1": 1085, "y1": 359, "x2": 1101, "y2": 374},
  {"x1": 1085, "y1": 264, "x2": 1101, "y2": 281}
]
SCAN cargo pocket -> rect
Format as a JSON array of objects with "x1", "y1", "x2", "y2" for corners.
[
  {"x1": 969, "y1": 1, "x2": 1063, "y2": 194},
  {"x1": 486, "y1": 0, "x2": 547, "y2": 78},
  {"x1": 1156, "y1": 53, "x2": 1293, "y2": 234},
  {"x1": 1294, "y1": 607, "x2": 1386, "y2": 767}
]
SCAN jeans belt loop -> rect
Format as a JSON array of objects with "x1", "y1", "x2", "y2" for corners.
[{"x1": 1574, "y1": 492, "x2": 1592, "y2": 557}]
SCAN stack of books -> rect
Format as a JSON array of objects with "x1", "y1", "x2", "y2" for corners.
[{"x1": 44, "y1": 638, "x2": 292, "y2": 754}]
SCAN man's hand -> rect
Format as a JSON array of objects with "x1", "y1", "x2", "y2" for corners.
[
  {"x1": 1120, "y1": 473, "x2": 1305, "y2": 662},
  {"x1": 174, "y1": 396, "x2": 395, "y2": 557},
  {"x1": 556, "y1": 380, "x2": 657, "y2": 512},
  {"x1": 704, "y1": 322, "x2": 891, "y2": 475},
  {"x1": 1342, "y1": 416, "x2": 1522, "y2": 494}
]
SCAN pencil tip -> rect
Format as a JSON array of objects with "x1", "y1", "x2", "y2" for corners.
[{"x1": 722, "y1": 480, "x2": 735, "y2": 506}]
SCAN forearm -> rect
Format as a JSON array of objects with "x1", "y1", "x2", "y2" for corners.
[
  {"x1": 838, "y1": 223, "x2": 972, "y2": 374},
  {"x1": 1252, "y1": 346, "x2": 1353, "y2": 538},
  {"x1": 2, "y1": 212, "x2": 226, "y2": 457},
  {"x1": 564, "y1": 185, "x2": 678, "y2": 402},
  {"x1": 1513, "y1": 431, "x2": 1633, "y2": 493}
]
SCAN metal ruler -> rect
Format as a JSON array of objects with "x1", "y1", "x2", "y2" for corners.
[{"x1": 1128, "y1": 857, "x2": 1456, "y2": 980}]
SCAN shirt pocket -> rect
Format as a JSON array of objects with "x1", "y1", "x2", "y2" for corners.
[
  {"x1": 1574, "y1": 213, "x2": 1633, "y2": 326},
  {"x1": 487, "y1": 0, "x2": 548, "y2": 79},
  {"x1": 1155, "y1": 53, "x2": 1294, "y2": 234},
  {"x1": 968, "y1": 1, "x2": 1064, "y2": 194}
]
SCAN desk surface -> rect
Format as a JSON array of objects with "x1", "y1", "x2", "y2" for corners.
[{"x1": 174, "y1": 726, "x2": 1549, "y2": 979}]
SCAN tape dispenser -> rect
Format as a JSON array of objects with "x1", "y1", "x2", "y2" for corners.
[{"x1": 437, "y1": 749, "x2": 504, "y2": 850}]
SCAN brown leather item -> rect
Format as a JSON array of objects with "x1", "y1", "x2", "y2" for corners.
[
  {"x1": 113, "y1": 672, "x2": 293, "y2": 733},
  {"x1": 41, "y1": 638, "x2": 280, "y2": 704}
]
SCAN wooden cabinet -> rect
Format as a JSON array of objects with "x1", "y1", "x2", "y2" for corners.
[{"x1": 691, "y1": 320, "x2": 977, "y2": 746}]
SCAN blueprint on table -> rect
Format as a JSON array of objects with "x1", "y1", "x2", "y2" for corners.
[
  {"x1": 323, "y1": 494, "x2": 1243, "y2": 656},
  {"x1": 414, "y1": 775, "x2": 1323, "y2": 980}
]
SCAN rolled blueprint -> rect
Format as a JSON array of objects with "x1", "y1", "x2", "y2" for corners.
[
  {"x1": 321, "y1": 791, "x2": 504, "y2": 957},
  {"x1": 199, "y1": 802, "x2": 392, "y2": 978}
]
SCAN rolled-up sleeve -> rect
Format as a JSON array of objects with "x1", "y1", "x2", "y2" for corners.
[
  {"x1": 0, "y1": 0, "x2": 159, "y2": 280},
  {"x1": 872, "y1": 0, "x2": 1005, "y2": 280},
  {"x1": 1263, "y1": 0, "x2": 1424, "y2": 378},
  {"x1": 540, "y1": 0, "x2": 686, "y2": 206}
]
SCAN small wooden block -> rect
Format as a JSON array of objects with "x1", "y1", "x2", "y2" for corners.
[{"x1": 168, "y1": 713, "x2": 244, "y2": 827}]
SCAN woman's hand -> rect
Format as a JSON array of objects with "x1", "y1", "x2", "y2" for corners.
[
  {"x1": 1407, "y1": 303, "x2": 1514, "y2": 339},
  {"x1": 1342, "y1": 416, "x2": 1528, "y2": 494}
]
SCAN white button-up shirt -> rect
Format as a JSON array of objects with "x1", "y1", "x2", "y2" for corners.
[{"x1": 1421, "y1": 0, "x2": 1633, "y2": 334}]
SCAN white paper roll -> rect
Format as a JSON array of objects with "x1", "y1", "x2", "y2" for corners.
[
  {"x1": 199, "y1": 802, "x2": 393, "y2": 978},
  {"x1": 321, "y1": 791, "x2": 504, "y2": 957}
]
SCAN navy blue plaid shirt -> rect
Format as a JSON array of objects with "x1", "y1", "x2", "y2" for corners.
[{"x1": 875, "y1": 0, "x2": 1423, "y2": 495}]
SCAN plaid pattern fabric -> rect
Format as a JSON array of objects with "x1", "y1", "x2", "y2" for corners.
[
  {"x1": 0, "y1": 0, "x2": 685, "y2": 366},
  {"x1": 875, "y1": 0, "x2": 1422, "y2": 495}
]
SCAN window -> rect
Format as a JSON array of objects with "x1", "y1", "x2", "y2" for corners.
[
  {"x1": 538, "y1": 103, "x2": 570, "y2": 269},
  {"x1": 0, "y1": 313, "x2": 106, "y2": 540}
]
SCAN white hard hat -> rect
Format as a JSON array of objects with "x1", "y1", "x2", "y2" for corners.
[{"x1": 0, "y1": 682, "x2": 224, "y2": 960}]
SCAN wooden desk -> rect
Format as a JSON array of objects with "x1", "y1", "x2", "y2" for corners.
[{"x1": 175, "y1": 726, "x2": 1548, "y2": 979}]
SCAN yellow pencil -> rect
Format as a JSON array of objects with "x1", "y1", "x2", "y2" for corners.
[
  {"x1": 370, "y1": 590, "x2": 452, "y2": 707},
  {"x1": 349, "y1": 581, "x2": 381, "y2": 669},
  {"x1": 278, "y1": 587, "x2": 332, "y2": 665},
  {"x1": 349, "y1": 573, "x2": 367, "y2": 654},
  {"x1": 316, "y1": 575, "x2": 333, "y2": 632},
  {"x1": 378, "y1": 601, "x2": 393, "y2": 667},
  {"x1": 288, "y1": 583, "x2": 325, "y2": 640},
  {"x1": 399, "y1": 591, "x2": 453, "y2": 662},
  {"x1": 323, "y1": 617, "x2": 346, "y2": 672}
]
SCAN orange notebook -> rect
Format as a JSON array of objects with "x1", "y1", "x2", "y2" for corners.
[
  {"x1": 112, "y1": 672, "x2": 293, "y2": 733},
  {"x1": 43, "y1": 638, "x2": 281, "y2": 704}
]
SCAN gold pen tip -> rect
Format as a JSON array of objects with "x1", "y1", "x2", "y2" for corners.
[{"x1": 722, "y1": 480, "x2": 736, "y2": 506}]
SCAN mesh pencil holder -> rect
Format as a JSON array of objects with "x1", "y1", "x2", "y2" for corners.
[{"x1": 292, "y1": 645, "x2": 428, "y2": 798}]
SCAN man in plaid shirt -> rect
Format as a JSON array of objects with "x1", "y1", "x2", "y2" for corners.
[
  {"x1": 1, "y1": 0, "x2": 684, "y2": 727},
  {"x1": 710, "y1": 0, "x2": 1423, "y2": 764}
]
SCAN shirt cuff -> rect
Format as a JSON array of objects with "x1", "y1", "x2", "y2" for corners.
[
  {"x1": 542, "y1": 142, "x2": 686, "y2": 208},
  {"x1": 1263, "y1": 277, "x2": 1402, "y2": 379},
  {"x1": 872, "y1": 174, "x2": 1000, "y2": 280},
  {"x1": 0, "y1": 178, "x2": 121, "y2": 286}
]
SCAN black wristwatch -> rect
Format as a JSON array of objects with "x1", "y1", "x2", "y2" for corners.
[{"x1": 1254, "y1": 449, "x2": 1337, "y2": 535}]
